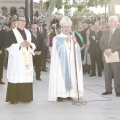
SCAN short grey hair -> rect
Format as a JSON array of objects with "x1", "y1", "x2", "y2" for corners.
[{"x1": 109, "y1": 16, "x2": 118, "y2": 22}]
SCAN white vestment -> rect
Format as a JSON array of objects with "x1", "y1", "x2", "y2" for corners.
[
  {"x1": 7, "y1": 28, "x2": 36, "y2": 83},
  {"x1": 48, "y1": 33, "x2": 84, "y2": 101}
]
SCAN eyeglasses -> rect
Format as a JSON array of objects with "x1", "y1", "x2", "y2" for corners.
[{"x1": 18, "y1": 19, "x2": 26, "y2": 22}]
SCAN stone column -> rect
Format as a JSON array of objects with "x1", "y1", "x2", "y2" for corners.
[
  {"x1": 30, "y1": 0, "x2": 34, "y2": 23},
  {"x1": 39, "y1": 0, "x2": 43, "y2": 15},
  {"x1": 108, "y1": 0, "x2": 116, "y2": 16},
  {"x1": 0, "y1": 9, "x2": 3, "y2": 15},
  {"x1": 25, "y1": 0, "x2": 30, "y2": 26},
  {"x1": 7, "y1": 7, "x2": 10, "y2": 15}
]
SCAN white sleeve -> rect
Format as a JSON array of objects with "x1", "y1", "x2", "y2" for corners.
[{"x1": 7, "y1": 43, "x2": 20, "y2": 57}]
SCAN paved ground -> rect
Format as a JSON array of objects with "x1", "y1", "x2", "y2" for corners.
[{"x1": 0, "y1": 62, "x2": 120, "y2": 120}]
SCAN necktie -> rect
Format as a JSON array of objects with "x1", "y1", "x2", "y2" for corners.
[
  {"x1": 40, "y1": 27, "x2": 42, "y2": 34},
  {"x1": 95, "y1": 30, "x2": 98, "y2": 37},
  {"x1": 108, "y1": 29, "x2": 113, "y2": 46},
  {"x1": 34, "y1": 34, "x2": 37, "y2": 39}
]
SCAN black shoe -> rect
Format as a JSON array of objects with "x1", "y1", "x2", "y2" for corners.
[
  {"x1": 67, "y1": 97, "x2": 73, "y2": 101},
  {"x1": 42, "y1": 69, "x2": 47, "y2": 72},
  {"x1": 98, "y1": 74, "x2": 102, "y2": 77},
  {"x1": 102, "y1": 91, "x2": 112, "y2": 95},
  {"x1": 0, "y1": 81, "x2": 5, "y2": 84},
  {"x1": 10, "y1": 101, "x2": 17, "y2": 104},
  {"x1": 89, "y1": 74, "x2": 96, "y2": 77},
  {"x1": 57, "y1": 97, "x2": 63, "y2": 102},
  {"x1": 36, "y1": 78, "x2": 42, "y2": 81},
  {"x1": 116, "y1": 92, "x2": 120, "y2": 97}
]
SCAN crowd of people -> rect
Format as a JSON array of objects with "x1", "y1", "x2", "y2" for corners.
[{"x1": 0, "y1": 13, "x2": 120, "y2": 104}]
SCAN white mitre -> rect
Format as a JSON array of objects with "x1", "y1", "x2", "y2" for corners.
[{"x1": 59, "y1": 16, "x2": 72, "y2": 26}]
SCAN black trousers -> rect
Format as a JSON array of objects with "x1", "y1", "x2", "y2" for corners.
[
  {"x1": 41, "y1": 48, "x2": 47, "y2": 70},
  {"x1": 33, "y1": 55, "x2": 42, "y2": 79},
  {"x1": 90, "y1": 52, "x2": 102, "y2": 75},
  {"x1": 0, "y1": 52, "x2": 5, "y2": 81}
]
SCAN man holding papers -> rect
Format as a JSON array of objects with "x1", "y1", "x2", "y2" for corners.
[{"x1": 100, "y1": 16, "x2": 120, "y2": 97}]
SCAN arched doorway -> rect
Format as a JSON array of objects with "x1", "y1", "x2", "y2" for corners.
[
  {"x1": 1, "y1": 7, "x2": 8, "y2": 15},
  {"x1": 10, "y1": 7, "x2": 17, "y2": 15}
]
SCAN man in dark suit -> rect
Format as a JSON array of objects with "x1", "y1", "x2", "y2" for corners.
[
  {"x1": 37, "y1": 19, "x2": 47, "y2": 72},
  {"x1": 0, "y1": 23, "x2": 5, "y2": 84},
  {"x1": 31, "y1": 24, "x2": 43, "y2": 80},
  {"x1": 100, "y1": 16, "x2": 120, "y2": 97},
  {"x1": 89, "y1": 22, "x2": 102, "y2": 77}
]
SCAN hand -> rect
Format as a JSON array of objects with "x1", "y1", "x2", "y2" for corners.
[
  {"x1": 72, "y1": 36, "x2": 77, "y2": 44},
  {"x1": 80, "y1": 44, "x2": 85, "y2": 51},
  {"x1": 0, "y1": 50, "x2": 2, "y2": 54},
  {"x1": 20, "y1": 41, "x2": 27, "y2": 47},
  {"x1": 25, "y1": 41, "x2": 32, "y2": 47},
  {"x1": 20, "y1": 41, "x2": 32, "y2": 47},
  {"x1": 37, "y1": 51, "x2": 41, "y2": 55},
  {"x1": 35, "y1": 51, "x2": 38, "y2": 55},
  {"x1": 96, "y1": 40, "x2": 98, "y2": 42},
  {"x1": 35, "y1": 51, "x2": 41, "y2": 55},
  {"x1": 66, "y1": 35, "x2": 71, "y2": 42},
  {"x1": 104, "y1": 49, "x2": 112, "y2": 57}
]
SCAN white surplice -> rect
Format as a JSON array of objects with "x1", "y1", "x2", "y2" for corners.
[
  {"x1": 7, "y1": 28, "x2": 36, "y2": 83},
  {"x1": 48, "y1": 33, "x2": 84, "y2": 101}
]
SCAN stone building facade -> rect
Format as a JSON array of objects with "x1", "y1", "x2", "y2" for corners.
[
  {"x1": 108, "y1": 0, "x2": 120, "y2": 16},
  {"x1": 0, "y1": 0, "x2": 43, "y2": 16}
]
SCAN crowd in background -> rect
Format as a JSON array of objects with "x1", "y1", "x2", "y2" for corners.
[{"x1": 1, "y1": 13, "x2": 120, "y2": 84}]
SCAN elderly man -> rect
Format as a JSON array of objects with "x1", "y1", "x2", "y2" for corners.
[
  {"x1": 48, "y1": 16, "x2": 84, "y2": 102},
  {"x1": 31, "y1": 24, "x2": 44, "y2": 81},
  {"x1": 100, "y1": 16, "x2": 120, "y2": 97},
  {"x1": 4, "y1": 16, "x2": 36, "y2": 104}
]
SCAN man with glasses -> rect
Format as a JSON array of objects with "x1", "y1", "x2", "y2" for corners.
[{"x1": 4, "y1": 16, "x2": 36, "y2": 104}]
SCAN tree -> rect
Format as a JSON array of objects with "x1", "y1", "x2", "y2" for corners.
[
  {"x1": 45, "y1": 0, "x2": 58, "y2": 29},
  {"x1": 44, "y1": 0, "x2": 111, "y2": 28},
  {"x1": 87, "y1": 0, "x2": 111, "y2": 7}
]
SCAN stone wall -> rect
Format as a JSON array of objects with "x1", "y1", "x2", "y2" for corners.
[
  {"x1": 0, "y1": 0, "x2": 42, "y2": 16},
  {"x1": 108, "y1": 0, "x2": 120, "y2": 16}
]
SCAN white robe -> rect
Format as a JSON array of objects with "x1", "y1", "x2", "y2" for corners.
[
  {"x1": 48, "y1": 33, "x2": 84, "y2": 102},
  {"x1": 7, "y1": 28, "x2": 36, "y2": 83}
]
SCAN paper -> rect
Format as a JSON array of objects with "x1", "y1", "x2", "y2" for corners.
[{"x1": 104, "y1": 51, "x2": 120, "y2": 63}]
